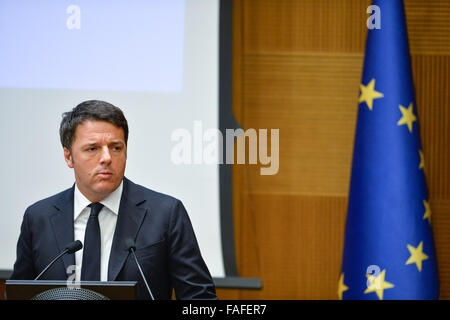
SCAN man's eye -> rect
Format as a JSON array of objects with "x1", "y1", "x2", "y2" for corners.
[
  {"x1": 113, "y1": 146, "x2": 122, "y2": 151},
  {"x1": 88, "y1": 147, "x2": 97, "y2": 152}
]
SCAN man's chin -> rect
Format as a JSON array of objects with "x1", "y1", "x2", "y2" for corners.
[{"x1": 94, "y1": 181, "x2": 119, "y2": 195}]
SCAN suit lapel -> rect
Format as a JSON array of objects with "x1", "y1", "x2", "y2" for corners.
[
  {"x1": 108, "y1": 178, "x2": 147, "y2": 281},
  {"x1": 49, "y1": 186, "x2": 75, "y2": 276}
]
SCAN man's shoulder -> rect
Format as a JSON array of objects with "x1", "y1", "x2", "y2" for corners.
[
  {"x1": 125, "y1": 178, "x2": 181, "y2": 208},
  {"x1": 26, "y1": 187, "x2": 73, "y2": 214}
]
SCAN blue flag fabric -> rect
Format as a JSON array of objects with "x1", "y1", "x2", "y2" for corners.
[{"x1": 339, "y1": 0, "x2": 439, "y2": 300}]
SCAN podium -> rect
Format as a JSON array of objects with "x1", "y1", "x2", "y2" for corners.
[{"x1": 5, "y1": 280, "x2": 138, "y2": 300}]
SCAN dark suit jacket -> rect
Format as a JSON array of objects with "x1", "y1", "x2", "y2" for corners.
[{"x1": 10, "y1": 177, "x2": 217, "y2": 300}]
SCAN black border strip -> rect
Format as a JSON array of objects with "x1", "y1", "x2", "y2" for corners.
[
  {"x1": 213, "y1": 277, "x2": 262, "y2": 290},
  {"x1": 0, "y1": 270, "x2": 12, "y2": 279},
  {"x1": 218, "y1": 0, "x2": 261, "y2": 289},
  {"x1": 219, "y1": 0, "x2": 239, "y2": 278}
]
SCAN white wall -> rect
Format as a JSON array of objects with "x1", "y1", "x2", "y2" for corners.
[{"x1": 0, "y1": 0, "x2": 224, "y2": 277}]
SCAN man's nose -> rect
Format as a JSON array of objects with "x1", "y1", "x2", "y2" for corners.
[{"x1": 99, "y1": 146, "x2": 112, "y2": 164}]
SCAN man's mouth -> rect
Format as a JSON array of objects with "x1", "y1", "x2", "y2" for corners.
[{"x1": 97, "y1": 172, "x2": 113, "y2": 179}]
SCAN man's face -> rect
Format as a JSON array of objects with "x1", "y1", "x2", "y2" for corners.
[{"x1": 64, "y1": 120, "x2": 127, "y2": 202}]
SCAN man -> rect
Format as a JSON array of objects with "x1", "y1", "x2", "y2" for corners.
[{"x1": 10, "y1": 100, "x2": 217, "y2": 300}]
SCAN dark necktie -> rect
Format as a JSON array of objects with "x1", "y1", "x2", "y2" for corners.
[{"x1": 81, "y1": 202, "x2": 104, "y2": 281}]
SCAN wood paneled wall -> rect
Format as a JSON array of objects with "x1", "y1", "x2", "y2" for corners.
[{"x1": 216, "y1": 0, "x2": 450, "y2": 299}]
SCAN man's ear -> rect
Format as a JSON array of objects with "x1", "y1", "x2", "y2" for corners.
[{"x1": 64, "y1": 147, "x2": 74, "y2": 168}]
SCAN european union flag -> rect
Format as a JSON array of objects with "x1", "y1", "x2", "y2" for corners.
[{"x1": 339, "y1": 0, "x2": 439, "y2": 300}]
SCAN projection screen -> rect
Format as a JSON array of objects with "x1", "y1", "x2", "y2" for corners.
[{"x1": 0, "y1": 0, "x2": 231, "y2": 279}]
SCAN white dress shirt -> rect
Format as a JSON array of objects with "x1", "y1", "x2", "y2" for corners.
[{"x1": 73, "y1": 181, "x2": 123, "y2": 282}]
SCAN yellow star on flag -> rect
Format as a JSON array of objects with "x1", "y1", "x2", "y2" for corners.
[
  {"x1": 337, "y1": 273, "x2": 349, "y2": 300},
  {"x1": 397, "y1": 103, "x2": 417, "y2": 133},
  {"x1": 423, "y1": 200, "x2": 432, "y2": 224},
  {"x1": 406, "y1": 241, "x2": 429, "y2": 272},
  {"x1": 419, "y1": 150, "x2": 425, "y2": 170},
  {"x1": 359, "y1": 79, "x2": 384, "y2": 111},
  {"x1": 364, "y1": 269, "x2": 394, "y2": 300}
]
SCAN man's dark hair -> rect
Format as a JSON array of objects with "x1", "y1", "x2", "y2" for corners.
[{"x1": 60, "y1": 100, "x2": 129, "y2": 151}]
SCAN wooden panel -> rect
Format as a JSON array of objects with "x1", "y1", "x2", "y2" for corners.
[
  {"x1": 216, "y1": 288, "x2": 240, "y2": 300},
  {"x1": 0, "y1": 280, "x2": 4, "y2": 300},
  {"x1": 232, "y1": 0, "x2": 450, "y2": 300},
  {"x1": 412, "y1": 54, "x2": 450, "y2": 297},
  {"x1": 413, "y1": 54, "x2": 450, "y2": 201},
  {"x1": 241, "y1": 53, "x2": 361, "y2": 195},
  {"x1": 242, "y1": 0, "x2": 371, "y2": 53},
  {"x1": 431, "y1": 200, "x2": 450, "y2": 299},
  {"x1": 241, "y1": 0, "x2": 450, "y2": 55},
  {"x1": 235, "y1": 194, "x2": 347, "y2": 299},
  {"x1": 406, "y1": 0, "x2": 450, "y2": 54}
]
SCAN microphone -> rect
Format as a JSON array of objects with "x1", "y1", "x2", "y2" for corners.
[
  {"x1": 125, "y1": 238, "x2": 155, "y2": 300},
  {"x1": 34, "y1": 240, "x2": 83, "y2": 280}
]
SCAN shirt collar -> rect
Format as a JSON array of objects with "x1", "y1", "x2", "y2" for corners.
[{"x1": 74, "y1": 180, "x2": 123, "y2": 221}]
